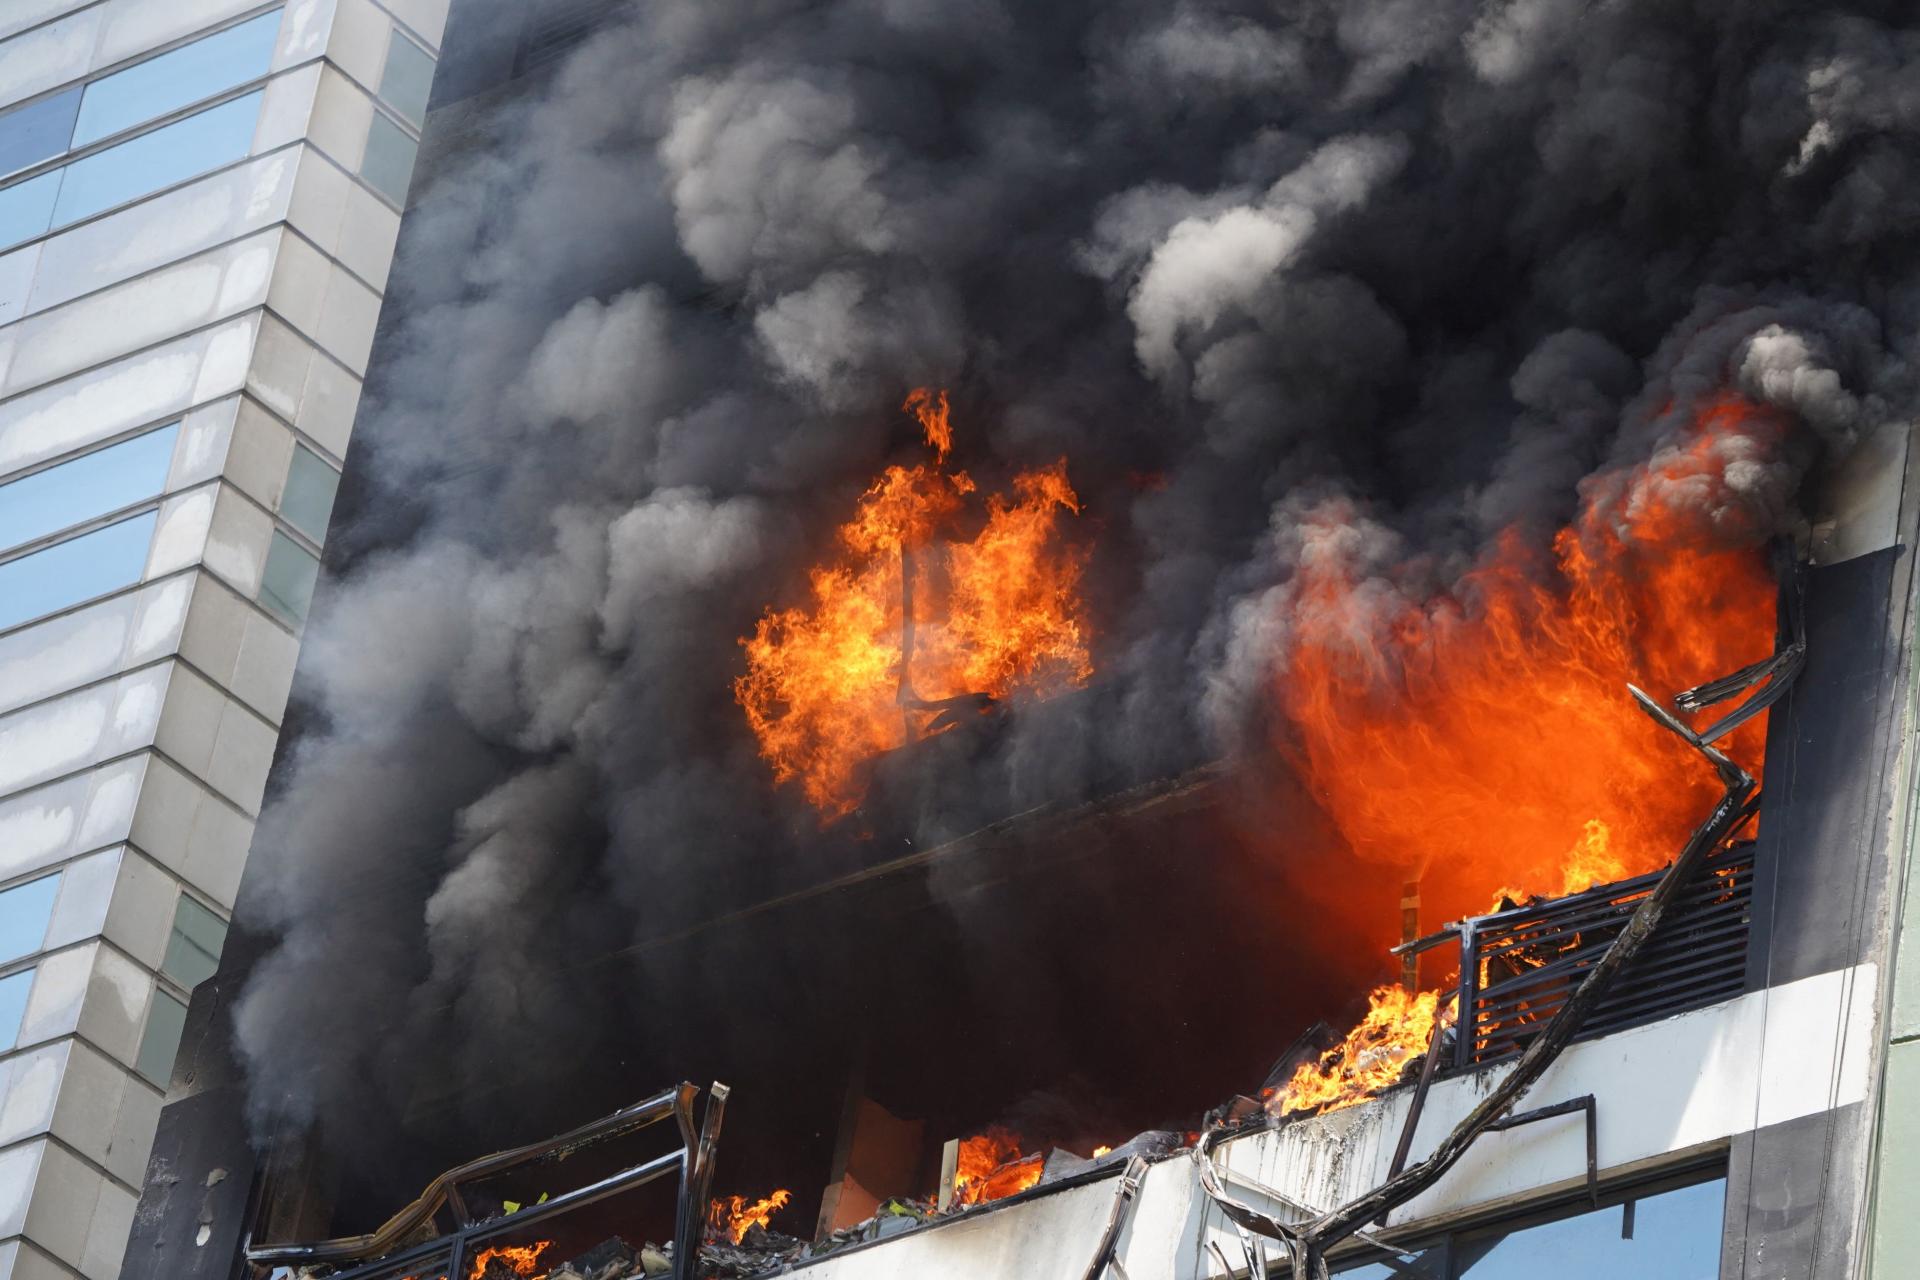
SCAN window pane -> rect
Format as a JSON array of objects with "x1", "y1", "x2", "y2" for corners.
[
  {"x1": 51, "y1": 91, "x2": 262, "y2": 229},
  {"x1": 0, "y1": 969, "x2": 31, "y2": 1049},
  {"x1": 161, "y1": 894, "x2": 226, "y2": 990},
  {"x1": 0, "y1": 511, "x2": 157, "y2": 632},
  {"x1": 360, "y1": 112, "x2": 418, "y2": 205},
  {"x1": 1453, "y1": 1178, "x2": 1725, "y2": 1280},
  {"x1": 260, "y1": 529, "x2": 319, "y2": 624},
  {"x1": 72, "y1": 12, "x2": 281, "y2": 149},
  {"x1": 0, "y1": 87, "x2": 81, "y2": 178},
  {"x1": 136, "y1": 988, "x2": 189, "y2": 1084},
  {"x1": 0, "y1": 874, "x2": 58, "y2": 965},
  {"x1": 0, "y1": 425, "x2": 178, "y2": 553},
  {"x1": 0, "y1": 169, "x2": 60, "y2": 248},
  {"x1": 378, "y1": 33, "x2": 436, "y2": 126},
  {"x1": 280, "y1": 446, "x2": 340, "y2": 541}
]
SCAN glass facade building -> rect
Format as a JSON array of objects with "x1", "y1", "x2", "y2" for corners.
[{"x1": 0, "y1": 3, "x2": 447, "y2": 1276}]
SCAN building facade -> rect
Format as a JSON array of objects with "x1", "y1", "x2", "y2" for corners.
[
  {"x1": 102, "y1": 2, "x2": 1920, "y2": 1280},
  {"x1": 0, "y1": 3, "x2": 447, "y2": 1277}
]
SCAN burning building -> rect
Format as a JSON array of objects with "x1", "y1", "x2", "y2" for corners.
[
  {"x1": 109, "y1": 2, "x2": 1920, "y2": 1280},
  {"x1": 0, "y1": 2, "x2": 450, "y2": 1277}
]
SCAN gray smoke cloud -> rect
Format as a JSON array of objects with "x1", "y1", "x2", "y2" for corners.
[{"x1": 231, "y1": 0, "x2": 1919, "y2": 1160}]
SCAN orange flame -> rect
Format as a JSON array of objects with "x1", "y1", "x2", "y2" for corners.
[
  {"x1": 1272, "y1": 986, "x2": 1445, "y2": 1117},
  {"x1": 709, "y1": 1188, "x2": 793, "y2": 1244},
  {"x1": 904, "y1": 387, "x2": 953, "y2": 463},
  {"x1": 1264, "y1": 393, "x2": 1784, "y2": 1113},
  {"x1": 737, "y1": 391, "x2": 1093, "y2": 816},
  {"x1": 952, "y1": 1127, "x2": 1044, "y2": 1207},
  {"x1": 467, "y1": 1241, "x2": 551, "y2": 1279}
]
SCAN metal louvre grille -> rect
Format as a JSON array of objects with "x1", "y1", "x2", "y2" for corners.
[{"x1": 1458, "y1": 842, "x2": 1755, "y2": 1067}]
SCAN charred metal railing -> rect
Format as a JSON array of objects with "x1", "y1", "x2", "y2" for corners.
[
  {"x1": 1456, "y1": 840, "x2": 1756, "y2": 1067},
  {"x1": 244, "y1": 1081, "x2": 728, "y2": 1280}
]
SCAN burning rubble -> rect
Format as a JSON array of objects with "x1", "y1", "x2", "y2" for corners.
[
  {"x1": 950, "y1": 1128, "x2": 1045, "y2": 1207},
  {"x1": 469, "y1": 1242, "x2": 554, "y2": 1279},
  {"x1": 706, "y1": 1190, "x2": 792, "y2": 1246},
  {"x1": 1270, "y1": 987, "x2": 1446, "y2": 1118}
]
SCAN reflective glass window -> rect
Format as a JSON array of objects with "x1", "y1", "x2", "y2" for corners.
[
  {"x1": 0, "y1": 968, "x2": 31, "y2": 1050},
  {"x1": 0, "y1": 874, "x2": 58, "y2": 966},
  {"x1": 379, "y1": 32, "x2": 436, "y2": 127},
  {"x1": 136, "y1": 988, "x2": 188, "y2": 1084},
  {"x1": 1452, "y1": 1177, "x2": 1724, "y2": 1279},
  {"x1": 260, "y1": 529, "x2": 319, "y2": 624},
  {"x1": 360, "y1": 112, "x2": 418, "y2": 205},
  {"x1": 0, "y1": 425, "x2": 178, "y2": 554},
  {"x1": 280, "y1": 445, "x2": 340, "y2": 541},
  {"x1": 0, "y1": 511, "x2": 158, "y2": 632},
  {"x1": 161, "y1": 894, "x2": 226, "y2": 990},
  {"x1": 49, "y1": 91, "x2": 263, "y2": 231},
  {"x1": 0, "y1": 87, "x2": 81, "y2": 179},
  {"x1": 73, "y1": 12, "x2": 282, "y2": 149},
  {"x1": 0, "y1": 170, "x2": 59, "y2": 247}
]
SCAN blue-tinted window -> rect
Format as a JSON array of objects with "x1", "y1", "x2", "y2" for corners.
[
  {"x1": 1327, "y1": 1177, "x2": 1724, "y2": 1280},
  {"x1": 0, "y1": 169, "x2": 60, "y2": 247},
  {"x1": 260, "y1": 529, "x2": 319, "y2": 624},
  {"x1": 1452, "y1": 1177, "x2": 1724, "y2": 1279},
  {"x1": 0, "y1": 87, "x2": 81, "y2": 179},
  {"x1": 280, "y1": 445, "x2": 339, "y2": 541},
  {"x1": 162, "y1": 894, "x2": 227, "y2": 990},
  {"x1": 49, "y1": 91, "x2": 262, "y2": 231},
  {"x1": 0, "y1": 875, "x2": 59, "y2": 966},
  {"x1": 378, "y1": 32, "x2": 436, "y2": 126},
  {"x1": 137, "y1": 988, "x2": 189, "y2": 1084},
  {"x1": 73, "y1": 12, "x2": 282, "y2": 148},
  {"x1": 360, "y1": 112, "x2": 417, "y2": 205},
  {"x1": 0, "y1": 969, "x2": 32, "y2": 1050},
  {"x1": 0, "y1": 511, "x2": 158, "y2": 632},
  {"x1": 0, "y1": 425, "x2": 178, "y2": 554}
]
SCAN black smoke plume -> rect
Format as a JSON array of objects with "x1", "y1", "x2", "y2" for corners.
[{"x1": 231, "y1": 0, "x2": 1913, "y2": 1192}]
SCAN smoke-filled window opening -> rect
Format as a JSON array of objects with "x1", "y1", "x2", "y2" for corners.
[{"x1": 1292, "y1": 1162, "x2": 1728, "y2": 1279}]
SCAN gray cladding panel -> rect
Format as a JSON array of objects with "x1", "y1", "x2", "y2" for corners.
[
  {"x1": 1724, "y1": 1105, "x2": 1869, "y2": 1280},
  {"x1": 121, "y1": 1083, "x2": 258, "y2": 1280},
  {"x1": 1747, "y1": 548, "x2": 1903, "y2": 991}
]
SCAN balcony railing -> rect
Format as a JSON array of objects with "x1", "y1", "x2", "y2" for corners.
[
  {"x1": 1454, "y1": 842, "x2": 1755, "y2": 1068},
  {"x1": 245, "y1": 1081, "x2": 727, "y2": 1280}
]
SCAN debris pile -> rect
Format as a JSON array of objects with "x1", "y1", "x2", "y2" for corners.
[{"x1": 526, "y1": 1239, "x2": 669, "y2": 1280}]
